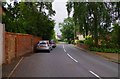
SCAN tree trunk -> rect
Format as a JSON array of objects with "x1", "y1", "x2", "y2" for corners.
[{"x1": 93, "y1": 6, "x2": 99, "y2": 46}]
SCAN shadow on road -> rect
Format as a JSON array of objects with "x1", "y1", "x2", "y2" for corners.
[{"x1": 34, "y1": 50, "x2": 51, "y2": 53}]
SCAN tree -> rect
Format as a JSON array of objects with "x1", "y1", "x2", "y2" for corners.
[
  {"x1": 66, "y1": 2, "x2": 117, "y2": 46},
  {"x1": 59, "y1": 17, "x2": 75, "y2": 43},
  {"x1": 2, "y1": 1, "x2": 56, "y2": 40},
  {"x1": 111, "y1": 23, "x2": 120, "y2": 48}
]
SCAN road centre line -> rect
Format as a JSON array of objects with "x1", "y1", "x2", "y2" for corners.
[
  {"x1": 64, "y1": 44, "x2": 100, "y2": 79},
  {"x1": 64, "y1": 49, "x2": 66, "y2": 52},
  {"x1": 63, "y1": 45, "x2": 78, "y2": 63},
  {"x1": 63, "y1": 45, "x2": 66, "y2": 52},
  {"x1": 63, "y1": 45, "x2": 64, "y2": 48},
  {"x1": 89, "y1": 70, "x2": 102, "y2": 79},
  {"x1": 67, "y1": 53, "x2": 78, "y2": 63},
  {"x1": 7, "y1": 57, "x2": 24, "y2": 79}
]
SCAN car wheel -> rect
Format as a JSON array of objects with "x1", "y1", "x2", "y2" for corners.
[
  {"x1": 34, "y1": 49, "x2": 38, "y2": 53},
  {"x1": 51, "y1": 48, "x2": 52, "y2": 50},
  {"x1": 53, "y1": 46, "x2": 56, "y2": 48},
  {"x1": 48, "y1": 50, "x2": 50, "y2": 53}
]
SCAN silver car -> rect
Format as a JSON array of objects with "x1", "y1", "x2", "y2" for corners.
[{"x1": 36, "y1": 40, "x2": 52, "y2": 52}]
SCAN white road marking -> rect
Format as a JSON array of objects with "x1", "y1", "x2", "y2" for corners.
[
  {"x1": 63, "y1": 45, "x2": 64, "y2": 48},
  {"x1": 64, "y1": 49, "x2": 66, "y2": 52},
  {"x1": 63, "y1": 45, "x2": 66, "y2": 52},
  {"x1": 89, "y1": 70, "x2": 102, "y2": 79},
  {"x1": 7, "y1": 57, "x2": 24, "y2": 78},
  {"x1": 67, "y1": 53, "x2": 78, "y2": 63}
]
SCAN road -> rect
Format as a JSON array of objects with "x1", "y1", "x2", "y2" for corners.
[{"x1": 12, "y1": 43, "x2": 118, "y2": 78}]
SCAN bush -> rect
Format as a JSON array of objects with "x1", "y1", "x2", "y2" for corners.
[
  {"x1": 90, "y1": 47, "x2": 120, "y2": 53},
  {"x1": 77, "y1": 40, "x2": 84, "y2": 43},
  {"x1": 111, "y1": 23, "x2": 120, "y2": 48},
  {"x1": 101, "y1": 40, "x2": 107, "y2": 48},
  {"x1": 71, "y1": 40, "x2": 75, "y2": 44},
  {"x1": 100, "y1": 40, "x2": 119, "y2": 48},
  {"x1": 84, "y1": 37, "x2": 94, "y2": 46}
]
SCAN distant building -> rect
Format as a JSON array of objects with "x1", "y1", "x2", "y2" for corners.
[{"x1": 76, "y1": 32, "x2": 85, "y2": 40}]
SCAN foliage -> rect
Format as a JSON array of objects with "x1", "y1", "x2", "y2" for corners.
[
  {"x1": 71, "y1": 40, "x2": 74, "y2": 44},
  {"x1": 2, "y1": 2, "x2": 56, "y2": 40},
  {"x1": 77, "y1": 40, "x2": 84, "y2": 43},
  {"x1": 59, "y1": 17, "x2": 75, "y2": 43},
  {"x1": 66, "y1": 2, "x2": 120, "y2": 46},
  {"x1": 84, "y1": 37, "x2": 94, "y2": 46},
  {"x1": 99, "y1": 23, "x2": 120, "y2": 49},
  {"x1": 111, "y1": 23, "x2": 120, "y2": 48},
  {"x1": 66, "y1": 2, "x2": 120, "y2": 53},
  {"x1": 90, "y1": 47, "x2": 120, "y2": 53}
]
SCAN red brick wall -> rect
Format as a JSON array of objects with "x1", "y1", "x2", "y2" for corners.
[
  {"x1": 5, "y1": 32, "x2": 42, "y2": 64},
  {"x1": 33, "y1": 36, "x2": 42, "y2": 45},
  {"x1": 15, "y1": 34, "x2": 33, "y2": 57},
  {"x1": 5, "y1": 32, "x2": 16, "y2": 64}
]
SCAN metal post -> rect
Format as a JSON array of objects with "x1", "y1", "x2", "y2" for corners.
[{"x1": 0, "y1": 23, "x2": 4, "y2": 79}]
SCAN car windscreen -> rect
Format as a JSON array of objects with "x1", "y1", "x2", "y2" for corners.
[{"x1": 39, "y1": 42, "x2": 46, "y2": 44}]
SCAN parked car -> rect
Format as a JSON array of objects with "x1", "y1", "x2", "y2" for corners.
[
  {"x1": 35, "y1": 40, "x2": 52, "y2": 52},
  {"x1": 50, "y1": 39, "x2": 56, "y2": 48}
]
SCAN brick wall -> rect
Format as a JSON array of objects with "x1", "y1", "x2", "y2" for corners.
[
  {"x1": 5, "y1": 32, "x2": 16, "y2": 64},
  {"x1": 5, "y1": 32, "x2": 42, "y2": 64},
  {"x1": 33, "y1": 36, "x2": 41, "y2": 45},
  {"x1": 15, "y1": 34, "x2": 33, "y2": 57}
]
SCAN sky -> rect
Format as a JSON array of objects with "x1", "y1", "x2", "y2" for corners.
[
  {"x1": 52, "y1": 0, "x2": 68, "y2": 35},
  {"x1": 52, "y1": 0, "x2": 73, "y2": 35}
]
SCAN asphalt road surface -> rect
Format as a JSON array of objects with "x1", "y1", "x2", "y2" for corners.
[{"x1": 12, "y1": 43, "x2": 119, "y2": 78}]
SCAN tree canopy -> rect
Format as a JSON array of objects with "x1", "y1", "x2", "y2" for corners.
[
  {"x1": 66, "y1": 2, "x2": 120, "y2": 46},
  {"x1": 59, "y1": 17, "x2": 75, "y2": 42},
  {"x1": 2, "y1": 1, "x2": 56, "y2": 40}
]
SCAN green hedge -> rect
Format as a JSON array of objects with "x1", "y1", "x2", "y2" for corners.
[
  {"x1": 84, "y1": 38, "x2": 94, "y2": 46},
  {"x1": 77, "y1": 40, "x2": 84, "y2": 43},
  {"x1": 90, "y1": 47, "x2": 120, "y2": 53}
]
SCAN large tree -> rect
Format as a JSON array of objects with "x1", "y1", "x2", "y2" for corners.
[
  {"x1": 2, "y1": 1, "x2": 56, "y2": 40},
  {"x1": 59, "y1": 17, "x2": 75, "y2": 42},
  {"x1": 66, "y1": 2, "x2": 119, "y2": 46}
]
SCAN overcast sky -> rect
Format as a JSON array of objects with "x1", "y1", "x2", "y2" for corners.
[{"x1": 52, "y1": 0, "x2": 68, "y2": 35}]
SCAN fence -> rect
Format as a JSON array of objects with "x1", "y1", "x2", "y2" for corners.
[{"x1": 5, "y1": 32, "x2": 42, "y2": 64}]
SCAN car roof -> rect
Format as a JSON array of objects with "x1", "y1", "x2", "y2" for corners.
[{"x1": 39, "y1": 40, "x2": 50, "y2": 43}]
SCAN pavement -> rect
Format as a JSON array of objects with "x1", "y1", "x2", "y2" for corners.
[
  {"x1": 2, "y1": 43, "x2": 119, "y2": 78},
  {"x1": 2, "y1": 58, "x2": 22, "y2": 78}
]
